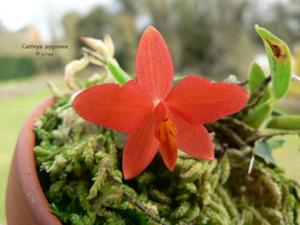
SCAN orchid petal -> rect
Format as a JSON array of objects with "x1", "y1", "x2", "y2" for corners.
[
  {"x1": 122, "y1": 114, "x2": 159, "y2": 179},
  {"x1": 136, "y1": 26, "x2": 174, "y2": 100},
  {"x1": 166, "y1": 76, "x2": 248, "y2": 125},
  {"x1": 73, "y1": 80, "x2": 153, "y2": 133},
  {"x1": 170, "y1": 111, "x2": 214, "y2": 160}
]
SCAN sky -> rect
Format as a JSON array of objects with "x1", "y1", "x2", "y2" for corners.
[
  {"x1": 0, "y1": 0, "x2": 115, "y2": 40},
  {"x1": 0, "y1": 0, "x2": 288, "y2": 41}
]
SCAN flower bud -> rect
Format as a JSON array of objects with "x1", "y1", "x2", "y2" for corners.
[
  {"x1": 104, "y1": 34, "x2": 115, "y2": 58},
  {"x1": 81, "y1": 37, "x2": 109, "y2": 59}
]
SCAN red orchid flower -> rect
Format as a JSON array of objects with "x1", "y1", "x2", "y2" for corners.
[{"x1": 73, "y1": 26, "x2": 248, "y2": 179}]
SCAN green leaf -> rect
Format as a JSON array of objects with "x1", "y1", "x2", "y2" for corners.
[
  {"x1": 267, "y1": 138, "x2": 285, "y2": 149},
  {"x1": 271, "y1": 108, "x2": 286, "y2": 116},
  {"x1": 254, "y1": 140, "x2": 276, "y2": 165},
  {"x1": 244, "y1": 102, "x2": 272, "y2": 128},
  {"x1": 248, "y1": 62, "x2": 271, "y2": 104},
  {"x1": 255, "y1": 25, "x2": 292, "y2": 100},
  {"x1": 267, "y1": 115, "x2": 300, "y2": 130}
]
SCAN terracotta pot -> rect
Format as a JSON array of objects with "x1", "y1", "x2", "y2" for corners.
[{"x1": 5, "y1": 98, "x2": 62, "y2": 225}]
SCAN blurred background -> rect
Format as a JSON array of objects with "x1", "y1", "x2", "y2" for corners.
[{"x1": 0, "y1": 0, "x2": 300, "y2": 223}]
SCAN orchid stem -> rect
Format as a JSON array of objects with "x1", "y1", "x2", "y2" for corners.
[
  {"x1": 260, "y1": 131, "x2": 300, "y2": 141},
  {"x1": 243, "y1": 76, "x2": 271, "y2": 114},
  {"x1": 220, "y1": 117, "x2": 256, "y2": 133},
  {"x1": 246, "y1": 130, "x2": 300, "y2": 143},
  {"x1": 238, "y1": 80, "x2": 248, "y2": 86},
  {"x1": 213, "y1": 123, "x2": 247, "y2": 148},
  {"x1": 106, "y1": 58, "x2": 131, "y2": 85}
]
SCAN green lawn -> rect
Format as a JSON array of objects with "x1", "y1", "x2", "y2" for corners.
[
  {"x1": 0, "y1": 77, "x2": 55, "y2": 223},
  {"x1": 0, "y1": 76, "x2": 299, "y2": 224}
]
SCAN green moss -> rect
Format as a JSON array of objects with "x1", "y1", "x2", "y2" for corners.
[{"x1": 34, "y1": 95, "x2": 300, "y2": 225}]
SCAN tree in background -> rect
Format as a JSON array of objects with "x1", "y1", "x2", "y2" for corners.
[
  {"x1": 62, "y1": 12, "x2": 81, "y2": 61},
  {"x1": 62, "y1": 0, "x2": 300, "y2": 79}
]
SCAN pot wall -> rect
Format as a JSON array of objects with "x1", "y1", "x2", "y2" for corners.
[{"x1": 5, "y1": 98, "x2": 62, "y2": 225}]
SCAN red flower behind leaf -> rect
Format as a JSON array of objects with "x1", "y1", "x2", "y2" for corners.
[{"x1": 73, "y1": 26, "x2": 248, "y2": 179}]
